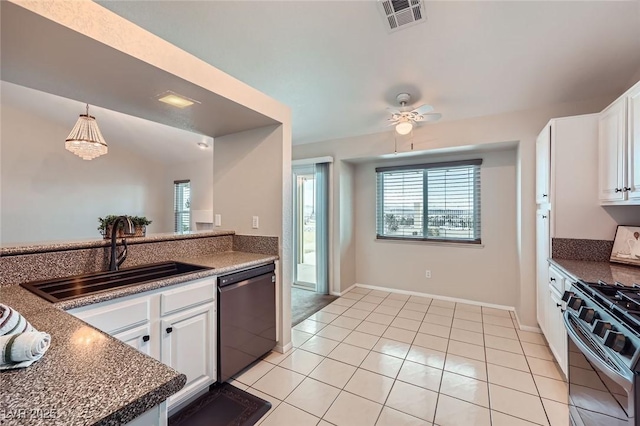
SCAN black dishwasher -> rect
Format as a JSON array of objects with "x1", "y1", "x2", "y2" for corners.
[{"x1": 217, "y1": 263, "x2": 276, "y2": 383}]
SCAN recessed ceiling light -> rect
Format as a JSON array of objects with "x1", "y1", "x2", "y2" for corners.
[
  {"x1": 156, "y1": 91, "x2": 199, "y2": 108},
  {"x1": 197, "y1": 142, "x2": 209, "y2": 149}
]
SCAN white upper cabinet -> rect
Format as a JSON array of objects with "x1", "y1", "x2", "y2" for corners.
[
  {"x1": 536, "y1": 124, "x2": 551, "y2": 206},
  {"x1": 599, "y1": 99, "x2": 627, "y2": 202},
  {"x1": 628, "y1": 84, "x2": 640, "y2": 201},
  {"x1": 598, "y1": 80, "x2": 640, "y2": 204}
]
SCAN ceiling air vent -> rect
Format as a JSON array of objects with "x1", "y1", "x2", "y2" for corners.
[{"x1": 377, "y1": 0, "x2": 426, "y2": 33}]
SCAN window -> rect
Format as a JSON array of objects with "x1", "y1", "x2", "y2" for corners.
[
  {"x1": 174, "y1": 180, "x2": 191, "y2": 233},
  {"x1": 376, "y1": 159, "x2": 482, "y2": 243}
]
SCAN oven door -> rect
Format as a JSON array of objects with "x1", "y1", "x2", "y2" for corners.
[{"x1": 564, "y1": 311, "x2": 636, "y2": 426}]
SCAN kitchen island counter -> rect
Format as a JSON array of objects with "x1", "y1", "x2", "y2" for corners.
[{"x1": 1, "y1": 250, "x2": 278, "y2": 425}]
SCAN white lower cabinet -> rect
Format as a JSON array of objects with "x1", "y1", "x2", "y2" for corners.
[
  {"x1": 546, "y1": 286, "x2": 568, "y2": 378},
  {"x1": 68, "y1": 276, "x2": 217, "y2": 421},
  {"x1": 540, "y1": 265, "x2": 570, "y2": 379},
  {"x1": 161, "y1": 303, "x2": 215, "y2": 409},
  {"x1": 113, "y1": 323, "x2": 152, "y2": 356},
  {"x1": 124, "y1": 402, "x2": 167, "y2": 426}
]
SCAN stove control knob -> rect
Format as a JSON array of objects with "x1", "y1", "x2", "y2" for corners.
[
  {"x1": 567, "y1": 296, "x2": 584, "y2": 311},
  {"x1": 593, "y1": 320, "x2": 612, "y2": 338},
  {"x1": 603, "y1": 330, "x2": 627, "y2": 353},
  {"x1": 578, "y1": 307, "x2": 596, "y2": 324},
  {"x1": 561, "y1": 291, "x2": 574, "y2": 303}
]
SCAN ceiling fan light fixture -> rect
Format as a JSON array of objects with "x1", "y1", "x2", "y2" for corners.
[
  {"x1": 395, "y1": 119, "x2": 413, "y2": 135},
  {"x1": 65, "y1": 104, "x2": 108, "y2": 160}
]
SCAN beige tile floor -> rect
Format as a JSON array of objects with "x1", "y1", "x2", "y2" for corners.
[{"x1": 232, "y1": 287, "x2": 570, "y2": 426}]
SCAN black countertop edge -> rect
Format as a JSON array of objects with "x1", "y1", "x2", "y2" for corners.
[{"x1": 0, "y1": 230, "x2": 236, "y2": 256}]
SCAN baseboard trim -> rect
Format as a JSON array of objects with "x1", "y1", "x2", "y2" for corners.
[
  {"x1": 274, "y1": 341, "x2": 293, "y2": 354},
  {"x1": 353, "y1": 283, "x2": 516, "y2": 312},
  {"x1": 513, "y1": 310, "x2": 542, "y2": 333},
  {"x1": 330, "y1": 283, "x2": 356, "y2": 297}
]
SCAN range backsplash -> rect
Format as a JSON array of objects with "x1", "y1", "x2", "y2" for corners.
[{"x1": 551, "y1": 238, "x2": 613, "y2": 262}]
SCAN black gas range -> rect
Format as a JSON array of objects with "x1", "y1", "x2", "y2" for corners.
[{"x1": 564, "y1": 279, "x2": 640, "y2": 426}]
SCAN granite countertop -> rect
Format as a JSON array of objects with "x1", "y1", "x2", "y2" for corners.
[
  {"x1": 550, "y1": 258, "x2": 640, "y2": 286},
  {"x1": 0, "y1": 250, "x2": 278, "y2": 425},
  {"x1": 0, "y1": 285, "x2": 186, "y2": 426}
]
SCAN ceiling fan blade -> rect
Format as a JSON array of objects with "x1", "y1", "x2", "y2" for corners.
[
  {"x1": 411, "y1": 104, "x2": 434, "y2": 115},
  {"x1": 421, "y1": 113, "x2": 442, "y2": 122},
  {"x1": 386, "y1": 107, "x2": 402, "y2": 115}
]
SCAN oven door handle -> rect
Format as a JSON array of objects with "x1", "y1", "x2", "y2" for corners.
[{"x1": 563, "y1": 311, "x2": 633, "y2": 392}]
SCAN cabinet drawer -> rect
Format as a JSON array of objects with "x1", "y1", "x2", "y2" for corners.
[
  {"x1": 548, "y1": 266, "x2": 565, "y2": 293},
  {"x1": 160, "y1": 278, "x2": 215, "y2": 316},
  {"x1": 75, "y1": 298, "x2": 150, "y2": 334}
]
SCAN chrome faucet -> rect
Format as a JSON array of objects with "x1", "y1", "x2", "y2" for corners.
[{"x1": 109, "y1": 216, "x2": 135, "y2": 271}]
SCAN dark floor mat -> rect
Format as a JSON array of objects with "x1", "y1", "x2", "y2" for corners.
[
  {"x1": 291, "y1": 287, "x2": 337, "y2": 326},
  {"x1": 168, "y1": 383, "x2": 272, "y2": 426}
]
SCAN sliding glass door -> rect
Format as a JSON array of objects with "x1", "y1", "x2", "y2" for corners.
[
  {"x1": 293, "y1": 166, "x2": 317, "y2": 290},
  {"x1": 293, "y1": 163, "x2": 329, "y2": 294}
]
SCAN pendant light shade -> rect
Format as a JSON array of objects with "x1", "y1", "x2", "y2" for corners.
[{"x1": 65, "y1": 104, "x2": 108, "y2": 160}]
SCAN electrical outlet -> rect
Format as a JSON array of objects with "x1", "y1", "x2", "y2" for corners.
[
  {"x1": 425, "y1": 270, "x2": 431, "y2": 279},
  {"x1": 214, "y1": 214, "x2": 221, "y2": 227},
  {"x1": 252, "y1": 216, "x2": 259, "y2": 229}
]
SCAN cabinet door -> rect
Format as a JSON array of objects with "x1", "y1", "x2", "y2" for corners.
[
  {"x1": 599, "y1": 100, "x2": 627, "y2": 202},
  {"x1": 161, "y1": 303, "x2": 215, "y2": 409},
  {"x1": 628, "y1": 84, "x2": 640, "y2": 201},
  {"x1": 536, "y1": 210, "x2": 550, "y2": 333},
  {"x1": 548, "y1": 288, "x2": 568, "y2": 379},
  {"x1": 113, "y1": 324, "x2": 153, "y2": 358},
  {"x1": 536, "y1": 124, "x2": 551, "y2": 205}
]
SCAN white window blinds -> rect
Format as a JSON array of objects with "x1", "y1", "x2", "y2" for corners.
[
  {"x1": 376, "y1": 160, "x2": 482, "y2": 243},
  {"x1": 174, "y1": 180, "x2": 191, "y2": 233}
]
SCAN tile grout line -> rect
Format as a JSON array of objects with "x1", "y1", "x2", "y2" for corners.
[
  {"x1": 516, "y1": 327, "x2": 554, "y2": 426},
  {"x1": 430, "y1": 298, "x2": 455, "y2": 426},
  {"x1": 280, "y1": 289, "x2": 558, "y2": 426},
  {"x1": 479, "y1": 306, "x2": 495, "y2": 426},
  {"x1": 321, "y1": 289, "x2": 396, "y2": 425},
  {"x1": 372, "y1": 292, "x2": 421, "y2": 426}
]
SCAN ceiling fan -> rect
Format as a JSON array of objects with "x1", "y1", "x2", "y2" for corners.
[{"x1": 387, "y1": 93, "x2": 442, "y2": 135}]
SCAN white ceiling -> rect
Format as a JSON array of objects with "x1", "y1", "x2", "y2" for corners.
[
  {"x1": 1, "y1": 81, "x2": 212, "y2": 165},
  {"x1": 98, "y1": 0, "x2": 640, "y2": 145},
  {"x1": 0, "y1": 1, "x2": 278, "y2": 140}
]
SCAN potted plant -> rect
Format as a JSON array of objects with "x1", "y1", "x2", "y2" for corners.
[{"x1": 98, "y1": 215, "x2": 152, "y2": 239}]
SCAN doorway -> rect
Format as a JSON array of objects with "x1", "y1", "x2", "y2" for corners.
[
  {"x1": 293, "y1": 165, "x2": 318, "y2": 291},
  {"x1": 292, "y1": 162, "x2": 333, "y2": 324}
]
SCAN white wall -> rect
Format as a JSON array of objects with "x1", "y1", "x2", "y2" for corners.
[
  {"x1": 163, "y1": 157, "x2": 214, "y2": 232},
  {"x1": 0, "y1": 102, "x2": 170, "y2": 244},
  {"x1": 212, "y1": 123, "x2": 292, "y2": 351},
  {"x1": 354, "y1": 149, "x2": 518, "y2": 307},
  {"x1": 213, "y1": 125, "x2": 284, "y2": 236},
  {"x1": 294, "y1": 94, "x2": 618, "y2": 327}
]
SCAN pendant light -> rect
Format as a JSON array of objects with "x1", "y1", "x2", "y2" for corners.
[{"x1": 65, "y1": 104, "x2": 108, "y2": 160}]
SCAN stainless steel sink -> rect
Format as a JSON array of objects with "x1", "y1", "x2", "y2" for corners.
[{"x1": 20, "y1": 261, "x2": 213, "y2": 303}]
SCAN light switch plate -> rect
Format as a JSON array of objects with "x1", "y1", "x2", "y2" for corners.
[
  {"x1": 252, "y1": 216, "x2": 259, "y2": 229},
  {"x1": 215, "y1": 214, "x2": 221, "y2": 227}
]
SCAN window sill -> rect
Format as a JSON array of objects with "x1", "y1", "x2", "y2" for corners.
[{"x1": 375, "y1": 236, "x2": 484, "y2": 249}]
